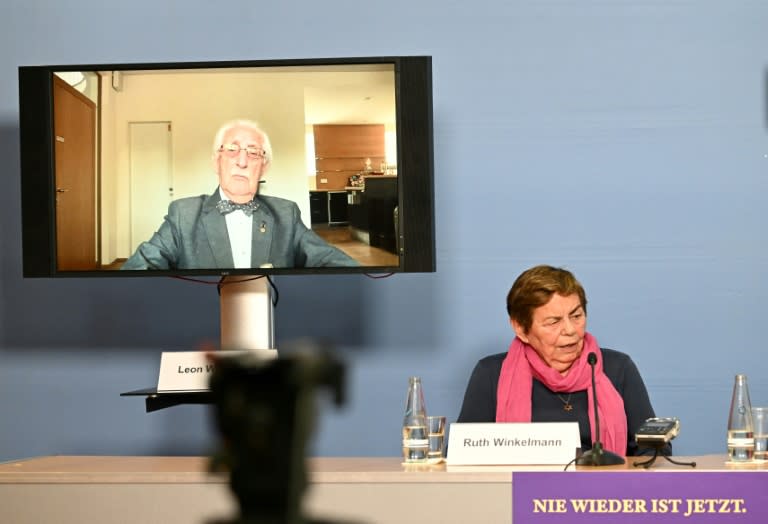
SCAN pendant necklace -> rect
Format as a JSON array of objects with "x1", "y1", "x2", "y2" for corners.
[{"x1": 557, "y1": 393, "x2": 573, "y2": 412}]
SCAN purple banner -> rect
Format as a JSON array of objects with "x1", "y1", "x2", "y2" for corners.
[{"x1": 513, "y1": 472, "x2": 768, "y2": 523}]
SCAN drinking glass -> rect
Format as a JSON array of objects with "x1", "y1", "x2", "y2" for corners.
[
  {"x1": 427, "y1": 415, "x2": 446, "y2": 463},
  {"x1": 752, "y1": 407, "x2": 768, "y2": 461}
]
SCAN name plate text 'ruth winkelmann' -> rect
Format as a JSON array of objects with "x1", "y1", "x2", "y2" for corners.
[
  {"x1": 157, "y1": 349, "x2": 277, "y2": 392},
  {"x1": 446, "y1": 422, "x2": 580, "y2": 465}
]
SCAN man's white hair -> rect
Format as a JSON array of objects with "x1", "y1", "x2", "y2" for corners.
[{"x1": 212, "y1": 119, "x2": 273, "y2": 165}]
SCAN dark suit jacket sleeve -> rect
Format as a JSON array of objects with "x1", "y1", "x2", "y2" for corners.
[
  {"x1": 120, "y1": 202, "x2": 183, "y2": 270},
  {"x1": 288, "y1": 205, "x2": 359, "y2": 267},
  {"x1": 241, "y1": 195, "x2": 357, "y2": 268},
  {"x1": 602, "y1": 350, "x2": 665, "y2": 456},
  {"x1": 457, "y1": 354, "x2": 505, "y2": 423}
]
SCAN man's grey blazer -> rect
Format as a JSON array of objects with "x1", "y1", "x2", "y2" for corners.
[{"x1": 121, "y1": 190, "x2": 359, "y2": 270}]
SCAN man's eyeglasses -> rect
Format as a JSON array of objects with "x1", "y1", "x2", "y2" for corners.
[{"x1": 219, "y1": 143, "x2": 267, "y2": 160}]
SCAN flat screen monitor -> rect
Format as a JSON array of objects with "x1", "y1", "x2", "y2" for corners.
[{"x1": 19, "y1": 56, "x2": 434, "y2": 277}]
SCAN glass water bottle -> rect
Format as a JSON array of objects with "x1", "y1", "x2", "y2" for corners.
[
  {"x1": 727, "y1": 374, "x2": 755, "y2": 462},
  {"x1": 402, "y1": 376, "x2": 428, "y2": 462}
]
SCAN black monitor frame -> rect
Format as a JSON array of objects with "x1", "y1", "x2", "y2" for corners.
[{"x1": 19, "y1": 56, "x2": 435, "y2": 277}]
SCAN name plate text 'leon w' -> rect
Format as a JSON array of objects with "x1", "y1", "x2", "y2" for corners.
[{"x1": 157, "y1": 349, "x2": 277, "y2": 392}]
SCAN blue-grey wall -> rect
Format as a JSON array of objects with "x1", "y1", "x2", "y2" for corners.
[{"x1": 1, "y1": 1, "x2": 766, "y2": 461}]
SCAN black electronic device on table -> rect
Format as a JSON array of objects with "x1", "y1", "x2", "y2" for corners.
[
  {"x1": 635, "y1": 417, "x2": 681, "y2": 444},
  {"x1": 633, "y1": 417, "x2": 696, "y2": 469}
]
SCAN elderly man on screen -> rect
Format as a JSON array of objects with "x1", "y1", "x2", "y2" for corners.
[
  {"x1": 122, "y1": 120, "x2": 358, "y2": 270},
  {"x1": 457, "y1": 265, "x2": 661, "y2": 457}
]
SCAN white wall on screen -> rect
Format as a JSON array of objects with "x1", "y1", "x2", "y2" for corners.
[
  {"x1": 128, "y1": 122, "x2": 172, "y2": 253},
  {"x1": 98, "y1": 75, "x2": 119, "y2": 265}
]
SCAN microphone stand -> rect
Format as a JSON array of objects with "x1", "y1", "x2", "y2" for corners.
[{"x1": 575, "y1": 353, "x2": 625, "y2": 466}]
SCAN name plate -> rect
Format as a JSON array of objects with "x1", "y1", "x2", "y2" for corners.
[
  {"x1": 157, "y1": 349, "x2": 277, "y2": 392},
  {"x1": 446, "y1": 422, "x2": 580, "y2": 465}
]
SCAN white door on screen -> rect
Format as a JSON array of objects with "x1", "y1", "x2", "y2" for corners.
[{"x1": 129, "y1": 122, "x2": 173, "y2": 253}]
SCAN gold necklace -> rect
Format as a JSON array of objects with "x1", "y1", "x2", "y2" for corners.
[{"x1": 557, "y1": 393, "x2": 573, "y2": 412}]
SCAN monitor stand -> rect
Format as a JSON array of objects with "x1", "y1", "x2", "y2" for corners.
[
  {"x1": 219, "y1": 275, "x2": 278, "y2": 358},
  {"x1": 121, "y1": 275, "x2": 278, "y2": 411}
]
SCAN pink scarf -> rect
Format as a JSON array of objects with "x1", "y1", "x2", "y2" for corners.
[{"x1": 495, "y1": 332, "x2": 627, "y2": 456}]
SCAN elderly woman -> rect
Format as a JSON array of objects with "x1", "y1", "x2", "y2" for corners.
[{"x1": 457, "y1": 265, "x2": 659, "y2": 457}]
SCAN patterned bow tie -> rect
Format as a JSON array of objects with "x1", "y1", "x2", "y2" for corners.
[{"x1": 216, "y1": 199, "x2": 259, "y2": 216}]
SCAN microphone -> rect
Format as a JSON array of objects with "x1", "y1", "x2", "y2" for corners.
[{"x1": 574, "y1": 352, "x2": 625, "y2": 466}]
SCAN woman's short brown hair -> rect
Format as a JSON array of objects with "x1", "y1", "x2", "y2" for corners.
[{"x1": 506, "y1": 265, "x2": 587, "y2": 333}]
